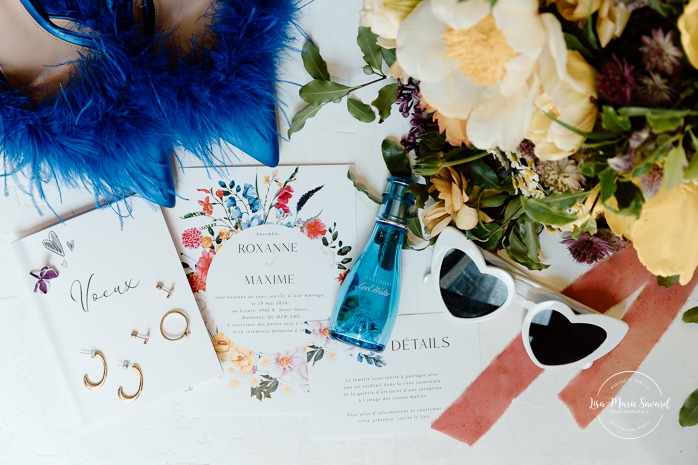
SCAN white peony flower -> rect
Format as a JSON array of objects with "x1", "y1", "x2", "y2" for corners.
[
  {"x1": 361, "y1": 0, "x2": 423, "y2": 48},
  {"x1": 396, "y1": 0, "x2": 547, "y2": 151}
]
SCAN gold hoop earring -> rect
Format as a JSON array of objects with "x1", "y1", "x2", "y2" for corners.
[
  {"x1": 81, "y1": 349, "x2": 107, "y2": 390},
  {"x1": 117, "y1": 361, "x2": 143, "y2": 403},
  {"x1": 160, "y1": 309, "x2": 191, "y2": 341}
]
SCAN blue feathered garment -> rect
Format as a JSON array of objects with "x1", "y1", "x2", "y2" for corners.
[{"x1": 1, "y1": 0, "x2": 297, "y2": 207}]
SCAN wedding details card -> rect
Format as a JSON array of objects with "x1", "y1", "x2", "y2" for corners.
[
  {"x1": 13, "y1": 200, "x2": 222, "y2": 425},
  {"x1": 307, "y1": 313, "x2": 479, "y2": 438},
  {"x1": 163, "y1": 164, "x2": 357, "y2": 414}
]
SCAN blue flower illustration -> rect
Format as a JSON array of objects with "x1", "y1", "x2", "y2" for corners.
[{"x1": 242, "y1": 184, "x2": 261, "y2": 212}]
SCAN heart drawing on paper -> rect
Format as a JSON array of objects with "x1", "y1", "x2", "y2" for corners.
[
  {"x1": 60, "y1": 260, "x2": 68, "y2": 268},
  {"x1": 66, "y1": 240, "x2": 75, "y2": 252},
  {"x1": 42, "y1": 231, "x2": 65, "y2": 257}
]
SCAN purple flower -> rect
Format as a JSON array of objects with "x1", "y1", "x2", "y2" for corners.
[
  {"x1": 396, "y1": 78, "x2": 437, "y2": 152},
  {"x1": 562, "y1": 229, "x2": 626, "y2": 265},
  {"x1": 597, "y1": 56, "x2": 637, "y2": 106},
  {"x1": 639, "y1": 29, "x2": 683, "y2": 76}
]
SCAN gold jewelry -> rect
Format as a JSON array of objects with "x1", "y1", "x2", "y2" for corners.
[
  {"x1": 160, "y1": 309, "x2": 191, "y2": 341},
  {"x1": 81, "y1": 349, "x2": 107, "y2": 390},
  {"x1": 117, "y1": 361, "x2": 143, "y2": 403},
  {"x1": 130, "y1": 329, "x2": 150, "y2": 344},
  {"x1": 155, "y1": 282, "x2": 174, "y2": 298}
]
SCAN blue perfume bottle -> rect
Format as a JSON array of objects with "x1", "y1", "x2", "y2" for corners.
[{"x1": 329, "y1": 176, "x2": 415, "y2": 352}]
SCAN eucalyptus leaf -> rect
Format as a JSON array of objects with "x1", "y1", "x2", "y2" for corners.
[
  {"x1": 357, "y1": 26, "x2": 382, "y2": 71},
  {"x1": 301, "y1": 40, "x2": 330, "y2": 81},
  {"x1": 381, "y1": 139, "x2": 412, "y2": 177},
  {"x1": 522, "y1": 198, "x2": 579, "y2": 225},
  {"x1": 682, "y1": 306, "x2": 698, "y2": 323},
  {"x1": 300, "y1": 80, "x2": 352, "y2": 105},
  {"x1": 288, "y1": 104, "x2": 323, "y2": 138},
  {"x1": 663, "y1": 144, "x2": 686, "y2": 191},
  {"x1": 680, "y1": 387, "x2": 698, "y2": 427},
  {"x1": 372, "y1": 83, "x2": 398, "y2": 123},
  {"x1": 347, "y1": 97, "x2": 376, "y2": 123}
]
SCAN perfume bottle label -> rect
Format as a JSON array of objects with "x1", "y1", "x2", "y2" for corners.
[{"x1": 357, "y1": 275, "x2": 392, "y2": 297}]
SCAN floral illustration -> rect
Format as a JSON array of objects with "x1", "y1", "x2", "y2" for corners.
[{"x1": 178, "y1": 167, "x2": 355, "y2": 401}]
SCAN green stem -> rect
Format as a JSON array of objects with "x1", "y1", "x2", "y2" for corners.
[{"x1": 441, "y1": 151, "x2": 490, "y2": 167}]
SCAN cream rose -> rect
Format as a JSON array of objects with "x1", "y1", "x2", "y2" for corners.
[
  {"x1": 679, "y1": 0, "x2": 698, "y2": 69},
  {"x1": 527, "y1": 14, "x2": 597, "y2": 161},
  {"x1": 361, "y1": 0, "x2": 422, "y2": 48}
]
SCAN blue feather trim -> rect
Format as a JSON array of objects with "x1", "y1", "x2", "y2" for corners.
[{"x1": 1, "y1": 0, "x2": 299, "y2": 206}]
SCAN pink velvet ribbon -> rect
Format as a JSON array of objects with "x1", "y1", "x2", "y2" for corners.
[{"x1": 431, "y1": 247, "x2": 666, "y2": 445}]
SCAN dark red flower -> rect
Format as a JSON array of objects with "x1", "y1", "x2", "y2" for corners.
[{"x1": 597, "y1": 56, "x2": 637, "y2": 106}]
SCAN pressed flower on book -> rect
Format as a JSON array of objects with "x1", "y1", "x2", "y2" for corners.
[
  {"x1": 292, "y1": 0, "x2": 698, "y2": 286},
  {"x1": 178, "y1": 167, "x2": 354, "y2": 401}
]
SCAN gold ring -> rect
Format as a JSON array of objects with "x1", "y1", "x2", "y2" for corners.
[{"x1": 160, "y1": 309, "x2": 191, "y2": 341}]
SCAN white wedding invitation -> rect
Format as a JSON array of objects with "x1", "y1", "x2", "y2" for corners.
[
  {"x1": 307, "y1": 313, "x2": 479, "y2": 438},
  {"x1": 13, "y1": 200, "x2": 222, "y2": 425},
  {"x1": 163, "y1": 164, "x2": 357, "y2": 414}
]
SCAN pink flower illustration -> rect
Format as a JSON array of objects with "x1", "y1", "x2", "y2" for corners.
[
  {"x1": 182, "y1": 228, "x2": 203, "y2": 249},
  {"x1": 187, "y1": 273, "x2": 206, "y2": 293},
  {"x1": 196, "y1": 249, "x2": 216, "y2": 280},
  {"x1": 303, "y1": 218, "x2": 327, "y2": 239},
  {"x1": 274, "y1": 186, "x2": 294, "y2": 214}
]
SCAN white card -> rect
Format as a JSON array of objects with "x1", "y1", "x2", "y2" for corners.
[
  {"x1": 163, "y1": 165, "x2": 358, "y2": 414},
  {"x1": 12, "y1": 200, "x2": 222, "y2": 425},
  {"x1": 307, "y1": 313, "x2": 479, "y2": 438}
]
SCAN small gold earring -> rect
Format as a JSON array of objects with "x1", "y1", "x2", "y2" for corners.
[
  {"x1": 160, "y1": 309, "x2": 191, "y2": 341},
  {"x1": 155, "y1": 282, "x2": 174, "y2": 298},
  {"x1": 117, "y1": 361, "x2": 143, "y2": 403},
  {"x1": 81, "y1": 349, "x2": 107, "y2": 390}
]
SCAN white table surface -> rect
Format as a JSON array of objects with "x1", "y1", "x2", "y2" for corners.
[{"x1": 2, "y1": 1, "x2": 698, "y2": 463}]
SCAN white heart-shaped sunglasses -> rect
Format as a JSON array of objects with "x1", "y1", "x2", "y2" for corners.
[{"x1": 426, "y1": 227, "x2": 628, "y2": 370}]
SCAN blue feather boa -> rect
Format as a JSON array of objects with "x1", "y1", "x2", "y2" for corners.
[{"x1": 1, "y1": 0, "x2": 298, "y2": 207}]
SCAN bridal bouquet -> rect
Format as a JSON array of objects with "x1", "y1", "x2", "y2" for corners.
[{"x1": 351, "y1": 0, "x2": 698, "y2": 285}]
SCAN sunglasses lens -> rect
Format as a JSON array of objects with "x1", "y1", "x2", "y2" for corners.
[
  {"x1": 439, "y1": 249, "x2": 508, "y2": 318},
  {"x1": 528, "y1": 309, "x2": 607, "y2": 366}
]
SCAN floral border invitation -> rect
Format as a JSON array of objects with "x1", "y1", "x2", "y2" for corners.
[{"x1": 163, "y1": 165, "x2": 357, "y2": 414}]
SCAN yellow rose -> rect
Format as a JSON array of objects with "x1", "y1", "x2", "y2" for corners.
[
  {"x1": 528, "y1": 15, "x2": 597, "y2": 161},
  {"x1": 628, "y1": 183, "x2": 698, "y2": 285},
  {"x1": 550, "y1": 0, "x2": 601, "y2": 21},
  {"x1": 229, "y1": 344, "x2": 256, "y2": 376},
  {"x1": 679, "y1": 0, "x2": 698, "y2": 69},
  {"x1": 422, "y1": 167, "x2": 479, "y2": 236},
  {"x1": 201, "y1": 236, "x2": 213, "y2": 248},
  {"x1": 218, "y1": 228, "x2": 231, "y2": 240},
  {"x1": 212, "y1": 333, "x2": 232, "y2": 361}
]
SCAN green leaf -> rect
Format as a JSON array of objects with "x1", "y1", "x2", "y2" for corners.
[
  {"x1": 685, "y1": 129, "x2": 698, "y2": 180},
  {"x1": 615, "y1": 181, "x2": 644, "y2": 216},
  {"x1": 347, "y1": 97, "x2": 376, "y2": 123},
  {"x1": 540, "y1": 191, "x2": 590, "y2": 210},
  {"x1": 469, "y1": 222, "x2": 504, "y2": 251},
  {"x1": 680, "y1": 387, "x2": 698, "y2": 427},
  {"x1": 682, "y1": 306, "x2": 698, "y2": 323},
  {"x1": 602, "y1": 106, "x2": 632, "y2": 132},
  {"x1": 663, "y1": 144, "x2": 686, "y2": 191},
  {"x1": 301, "y1": 40, "x2": 330, "y2": 81},
  {"x1": 357, "y1": 26, "x2": 382, "y2": 71},
  {"x1": 537, "y1": 107, "x2": 618, "y2": 140},
  {"x1": 647, "y1": 114, "x2": 684, "y2": 133},
  {"x1": 337, "y1": 246, "x2": 352, "y2": 256},
  {"x1": 300, "y1": 80, "x2": 352, "y2": 105},
  {"x1": 463, "y1": 159, "x2": 500, "y2": 188},
  {"x1": 381, "y1": 47, "x2": 397, "y2": 67},
  {"x1": 347, "y1": 170, "x2": 381, "y2": 204},
  {"x1": 371, "y1": 83, "x2": 399, "y2": 123},
  {"x1": 381, "y1": 139, "x2": 412, "y2": 177},
  {"x1": 563, "y1": 32, "x2": 592, "y2": 58},
  {"x1": 407, "y1": 216, "x2": 425, "y2": 239},
  {"x1": 657, "y1": 275, "x2": 681, "y2": 288},
  {"x1": 598, "y1": 168, "x2": 618, "y2": 203},
  {"x1": 478, "y1": 190, "x2": 509, "y2": 208},
  {"x1": 522, "y1": 198, "x2": 579, "y2": 225},
  {"x1": 406, "y1": 183, "x2": 429, "y2": 209},
  {"x1": 288, "y1": 104, "x2": 323, "y2": 138}
]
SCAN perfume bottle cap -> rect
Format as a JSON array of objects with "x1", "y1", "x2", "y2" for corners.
[{"x1": 378, "y1": 176, "x2": 415, "y2": 225}]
